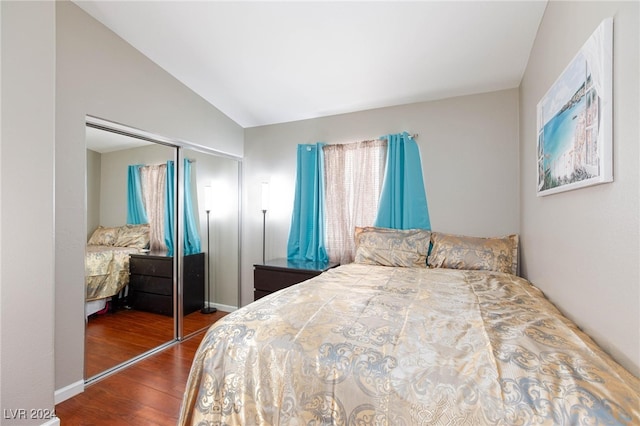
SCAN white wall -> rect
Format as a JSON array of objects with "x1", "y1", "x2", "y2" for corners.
[
  {"x1": 55, "y1": 1, "x2": 243, "y2": 398},
  {"x1": 519, "y1": 1, "x2": 639, "y2": 376},
  {"x1": 0, "y1": 1, "x2": 57, "y2": 424},
  {"x1": 243, "y1": 89, "x2": 520, "y2": 306}
]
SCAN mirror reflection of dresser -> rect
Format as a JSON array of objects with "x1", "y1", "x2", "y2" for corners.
[{"x1": 129, "y1": 251, "x2": 204, "y2": 316}]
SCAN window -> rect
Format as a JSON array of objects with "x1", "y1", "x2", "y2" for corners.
[{"x1": 323, "y1": 140, "x2": 387, "y2": 263}]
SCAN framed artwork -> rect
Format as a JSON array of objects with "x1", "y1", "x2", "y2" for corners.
[{"x1": 536, "y1": 18, "x2": 613, "y2": 196}]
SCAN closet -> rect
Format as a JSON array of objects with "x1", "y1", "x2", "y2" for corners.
[{"x1": 84, "y1": 117, "x2": 240, "y2": 381}]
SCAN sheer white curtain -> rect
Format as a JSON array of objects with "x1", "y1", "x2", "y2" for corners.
[
  {"x1": 323, "y1": 140, "x2": 387, "y2": 264},
  {"x1": 140, "y1": 164, "x2": 167, "y2": 252}
]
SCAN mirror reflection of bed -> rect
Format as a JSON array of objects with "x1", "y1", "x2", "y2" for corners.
[{"x1": 84, "y1": 122, "x2": 239, "y2": 380}]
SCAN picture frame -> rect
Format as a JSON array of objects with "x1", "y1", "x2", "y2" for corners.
[{"x1": 536, "y1": 18, "x2": 613, "y2": 196}]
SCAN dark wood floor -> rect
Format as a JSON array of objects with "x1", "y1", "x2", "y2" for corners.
[
  {"x1": 58, "y1": 309, "x2": 228, "y2": 425},
  {"x1": 85, "y1": 306, "x2": 223, "y2": 378}
]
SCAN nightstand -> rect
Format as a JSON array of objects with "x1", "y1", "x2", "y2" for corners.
[
  {"x1": 129, "y1": 251, "x2": 204, "y2": 316},
  {"x1": 253, "y1": 258, "x2": 339, "y2": 301}
]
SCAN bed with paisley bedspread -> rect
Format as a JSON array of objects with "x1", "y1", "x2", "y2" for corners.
[
  {"x1": 178, "y1": 229, "x2": 639, "y2": 425},
  {"x1": 84, "y1": 224, "x2": 150, "y2": 316},
  {"x1": 85, "y1": 245, "x2": 141, "y2": 302}
]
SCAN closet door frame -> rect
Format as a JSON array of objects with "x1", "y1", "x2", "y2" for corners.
[{"x1": 84, "y1": 115, "x2": 242, "y2": 381}]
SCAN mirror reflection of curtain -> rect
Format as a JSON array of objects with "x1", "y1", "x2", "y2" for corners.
[
  {"x1": 182, "y1": 159, "x2": 201, "y2": 255},
  {"x1": 165, "y1": 160, "x2": 175, "y2": 254},
  {"x1": 127, "y1": 159, "x2": 201, "y2": 255},
  {"x1": 140, "y1": 164, "x2": 168, "y2": 251},
  {"x1": 127, "y1": 165, "x2": 149, "y2": 224},
  {"x1": 163, "y1": 159, "x2": 202, "y2": 255}
]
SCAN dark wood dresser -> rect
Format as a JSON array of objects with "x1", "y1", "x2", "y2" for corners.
[
  {"x1": 129, "y1": 251, "x2": 204, "y2": 316},
  {"x1": 253, "y1": 258, "x2": 339, "y2": 301}
]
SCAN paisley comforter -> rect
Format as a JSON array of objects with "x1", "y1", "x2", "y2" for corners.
[
  {"x1": 85, "y1": 245, "x2": 140, "y2": 301},
  {"x1": 179, "y1": 264, "x2": 639, "y2": 425}
]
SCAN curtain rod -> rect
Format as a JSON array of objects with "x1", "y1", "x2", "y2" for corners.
[
  {"x1": 381, "y1": 133, "x2": 418, "y2": 140},
  {"x1": 137, "y1": 158, "x2": 196, "y2": 167},
  {"x1": 318, "y1": 133, "x2": 419, "y2": 148}
]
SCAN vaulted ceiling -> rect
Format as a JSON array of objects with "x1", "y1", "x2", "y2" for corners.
[{"x1": 74, "y1": 1, "x2": 547, "y2": 128}]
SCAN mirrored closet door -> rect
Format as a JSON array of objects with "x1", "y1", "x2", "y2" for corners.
[
  {"x1": 85, "y1": 123, "x2": 177, "y2": 380},
  {"x1": 181, "y1": 147, "x2": 240, "y2": 338},
  {"x1": 84, "y1": 118, "x2": 241, "y2": 381}
]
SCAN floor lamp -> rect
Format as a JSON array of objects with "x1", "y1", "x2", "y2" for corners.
[
  {"x1": 202, "y1": 188, "x2": 216, "y2": 314},
  {"x1": 261, "y1": 209, "x2": 266, "y2": 264},
  {"x1": 261, "y1": 182, "x2": 269, "y2": 264}
]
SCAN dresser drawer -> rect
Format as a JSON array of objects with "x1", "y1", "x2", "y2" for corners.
[
  {"x1": 253, "y1": 259, "x2": 339, "y2": 301},
  {"x1": 130, "y1": 256, "x2": 172, "y2": 277},
  {"x1": 254, "y1": 268, "x2": 318, "y2": 293},
  {"x1": 128, "y1": 252, "x2": 204, "y2": 316},
  {"x1": 253, "y1": 258, "x2": 338, "y2": 300},
  {"x1": 253, "y1": 289, "x2": 271, "y2": 300},
  {"x1": 129, "y1": 274, "x2": 172, "y2": 296},
  {"x1": 130, "y1": 292, "x2": 173, "y2": 317}
]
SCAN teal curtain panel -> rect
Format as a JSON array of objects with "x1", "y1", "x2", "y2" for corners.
[
  {"x1": 183, "y1": 159, "x2": 202, "y2": 255},
  {"x1": 126, "y1": 165, "x2": 149, "y2": 225},
  {"x1": 287, "y1": 143, "x2": 329, "y2": 262},
  {"x1": 164, "y1": 160, "x2": 175, "y2": 254},
  {"x1": 374, "y1": 132, "x2": 431, "y2": 230}
]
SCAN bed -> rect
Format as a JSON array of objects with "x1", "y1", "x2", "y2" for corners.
[
  {"x1": 179, "y1": 228, "x2": 639, "y2": 425},
  {"x1": 85, "y1": 224, "x2": 150, "y2": 316}
]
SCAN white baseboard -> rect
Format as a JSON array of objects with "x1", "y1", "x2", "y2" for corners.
[
  {"x1": 54, "y1": 379, "x2": 84, "y2": 405},
  {"x1": 41, "y1": 417, "x2": 60, "y2": 426},
  {"x1": 206, "y1": 302, "x2": 238, "y2": 312}
]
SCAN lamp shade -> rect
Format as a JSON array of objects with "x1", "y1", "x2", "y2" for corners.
[
  {"x1": 204, "y1": 183, "x2": 214, "y2": 212},
  {"x1": 261, "y1": 182, "x2": 269, "y2": 211}
]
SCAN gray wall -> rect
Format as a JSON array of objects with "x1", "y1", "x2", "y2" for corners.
[
  {"x1": 0, "y1": 1, "x2": 56, "y2": 424},
  {"x1": 97, "y1": 143, "x2": 175, "y2": 227},
  {"x1": 243, "y1": 89, "x2": 520, "y2": 306},
  {"x1": 55, "y1": 1, "x2": 243, "y2": 398},
  {"x1": 519, "y1": 1, "x2": 639, "y2": 376},
  {"x1": 86, "y1": 149, "x2": 101, "y2": 240}
]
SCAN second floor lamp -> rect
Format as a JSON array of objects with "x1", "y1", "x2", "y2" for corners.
[
  {"x1": 202, "y1": 183, "x2": 216, "y2": 314},
  {"x1": 261, "y1": 182, "x2": 269, "y2": 264}
]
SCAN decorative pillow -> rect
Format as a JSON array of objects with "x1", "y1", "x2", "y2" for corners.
[
  {"x1": 87, "y1": 226, "x2": 120, "y2": 246},
  {"x1": 354, "y1": 226, "x2": 431, "y2": 268},
  {"x1": 114, "y1": 224, "x2": 150, "y2": 249},
  {"x1": 428, "y1": 232, "x2": 519, "y2": 275}
]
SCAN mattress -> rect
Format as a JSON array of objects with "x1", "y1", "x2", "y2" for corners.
[
  {"x1": 85, "y1": 245, "x2": 141, "y2": 302},
  {"x1": 179, "y1": 263, "x2": 639, "y2": 425}
]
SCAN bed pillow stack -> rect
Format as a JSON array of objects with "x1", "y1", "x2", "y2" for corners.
[
  {"x1": 352, "y1": 226, "x2": 519, "y2": 275},
  {"x1": 87, "y1": 226, "x2": 121, "y2": 246},
  {"x1": 428, "y1": 232, "x2": 519, "y2": 275},
  {"x1": 87, "y1": 224, "x2": 150, "y2": 249},
  {"x1": 353, "y1": 226, "x2": 431, "y2": 268},
  {"x1": 114, "y1": 224, "x2": 151, "y2": 249}
]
